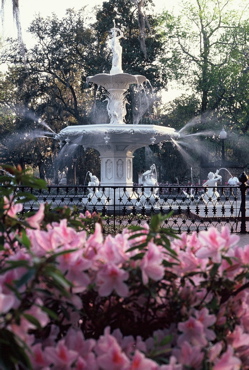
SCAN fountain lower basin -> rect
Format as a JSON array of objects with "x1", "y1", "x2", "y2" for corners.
[{"x1": 57, "y1": 123, "x2": 179, "y2": 151}]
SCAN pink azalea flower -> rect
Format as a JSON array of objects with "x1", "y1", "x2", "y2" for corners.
[
  {"x1": 27, "y1": 229, "x2": 58, "y2": 256},
  {"x1": 228, "y1": 325, "x2": 249, "y2": 349},
  {"x1": 96, "y1": 263, "x2": 129, "y2": 297},
  {"x1": 25, "y1": 298, "x2": 49, "y2": 328},
  {"x1": 96, "y1": 327, "x2": 116, "y2": 354},
  {"x1": 65, "y1": 328, "x2": 96, "y2": 358},
  {"x1": 208, "y1": 342, "x2": 223, "y2": 362},
  {"x1": 99, "y1": 235, "x2": 128, "y2": 265},
  {"x1": 173, "y1": 341, "x2": 204, "y2": 369},
  {"x1": 3, "y1": 195, "x2": 23, "y2": 218},
  {"x1": 177, "y1": 317, "x2": 207, "y2": 346},
  {"x1": 127, "y1": 350, "x2": 158, "y2": 369},
  {"x1": 193, "y1": 308, "x2": 216, "y2": 341},
  {"x1": 175, "y1": 249, "x2": 205, "y2": 275},
  {"x1": 31, "y1": 343, "x2": 50, "y2": 369},
  {"x1": 160, "y1": 356, "x2": 182, "y2": 370},
  {"x1": 234, "y1": 244, "x2": 249, "y2": 265},
  {"x1": 84, "y1": 223, "x2": 104, "y2": 260},
  {"x1": 96, "y1": 340, "x2": 130, "y2": 370},
  {"x1": 186, "y1": 231, "x2": 202, "y2": 252},
  {"x1": 220, "y1": 226, "x2": 240, "y2": 247},
  {"x1": 26, "y1": 203, "x2": 45, "y2": 229},
  {"x1": 57, "y1": 247, "x2": 92, "y2": 293},
  {"x1": 171, "y1": 232, "x2": 188, "y2": 250},
  {"x1": 44, "y1": 339, "x2": 78, "y2": 369},
  {"x1": 51, "y1": 219, "x2": 87, "y2": 249},
  {"x1": 0, "y1": 289, "x2": 15, "y2": 313},
  {"x1": 196, "y1": 227, "x2": 227, "y2": 263},
  {"x1": 213, "y1": 345, "x2": 241, "y2": 370},
  {"x1": 140, "y1": 242, "x2": 164, "y2": 284}
]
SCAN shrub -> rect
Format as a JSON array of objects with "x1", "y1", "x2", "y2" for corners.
[{"x1": 0, "y1": 166, "x2": 249, "y2": 369}]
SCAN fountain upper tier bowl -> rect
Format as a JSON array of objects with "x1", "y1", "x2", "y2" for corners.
[
  {"x1": 86, "y1": 73, "x2": 147, "y2": 90},
  {"x1": 56, "y1": 123, "x2": 179, "y2": 153}
]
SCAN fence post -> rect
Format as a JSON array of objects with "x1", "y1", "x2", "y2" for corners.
[
  {"x1": 239, "y1": 172, "x2": 248, "y2": 234},
  {"x1": 113, "y1": 187, "x2": 116, "y2": 233}
]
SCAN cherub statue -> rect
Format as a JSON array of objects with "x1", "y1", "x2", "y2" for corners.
[
  {"x1": 202, "y1": 170, "x2": 222, "y2": 204},
  {"x1": 88, "y1": 172, "x2": 100, "y2": 187}
]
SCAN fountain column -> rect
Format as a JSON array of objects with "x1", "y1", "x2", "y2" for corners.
[{"x1": 100, "y1": 153, "x2": 133, "y2": 187}]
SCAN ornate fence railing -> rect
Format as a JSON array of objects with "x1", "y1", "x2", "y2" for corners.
[{"x1": 14, "y1": 182, "x2": 249, "y2": 235}]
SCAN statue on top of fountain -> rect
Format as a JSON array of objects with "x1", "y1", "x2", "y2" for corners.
[
  {"x1": 109, "y1": 22, "x2": 124, "y2": 75},
  {"x1": 202, "y1": 169, "x2": 222, "y2": 204}
]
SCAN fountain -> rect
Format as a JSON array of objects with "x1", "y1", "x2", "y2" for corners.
[{"x1": 55, "y1": 23, "x2": 179, "y2": 204}]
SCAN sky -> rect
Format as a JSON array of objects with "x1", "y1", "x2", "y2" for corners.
[{"x1": 1, "y1": 0, "x2": 180, "y2": 42}]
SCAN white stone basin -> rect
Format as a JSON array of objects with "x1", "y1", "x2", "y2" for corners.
[
  {"x1": 87, "y1": 73, "x2": 147, "y2": 90},
  {"x1": 57, "y1": 123, "x2": 179, "y2": 152}
]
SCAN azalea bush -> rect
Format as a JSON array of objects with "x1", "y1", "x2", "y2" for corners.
[{"x1": 1, "y1": 166, "x2": 249, "y2": 369}]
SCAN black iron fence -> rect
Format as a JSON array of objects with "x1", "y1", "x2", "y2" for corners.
[{"x1": 14, "y1": 179, "x2": 249, "y2": 235}]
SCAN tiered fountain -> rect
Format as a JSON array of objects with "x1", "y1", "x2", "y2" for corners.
[{"x1": 56, "y1": 24, "x2": 179, "y2": 203}]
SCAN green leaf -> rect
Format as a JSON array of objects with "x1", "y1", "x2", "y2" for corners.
[
  {"x1": 209, "y1": 263, "x2": 220, "y2": 278},
  {"x1": 40, "y1": 306, "x2": 58, "y2": 320},
  {"x1": 15, "y1": 231, "x2": 31, "y2": 249},
  {"x1": 0, "y1": 328, "x2": 32, "y2": 369},
  {"x1": 130, "y1": 252, "x2": 145, "y2": 260},
  {"x1": 15, "y1": 268, "x2": 36, "y2": 288},
  {"x1": 22, "y1": 313, "x2": 42, "y2": 329}
]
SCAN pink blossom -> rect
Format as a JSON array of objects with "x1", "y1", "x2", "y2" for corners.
[
  {"x1": 0, "y1": 290, "x2": 15, "y2": 313},
  {"x1": 51, "y1": 219, "x2": 87, "y2": 249},
  {"x1": 140, "y1": 242, "x2": 164, "y2": 284},
  {"x1": 57, "y1": 247, "x2": 92, "y2": 293},
  {"x1": 25, "y1": 299, "x2": 49, "y2": 328},
  {"x1": 3, "y1": 195, "x2": 23, "y2": 218},
  {"x1": 44, "y1": 339, "x2": 78, "y2": 369},
  {"x1": 84, "y1": 223, "x2": 104, "y2": 260},
  {"x1": 177, "y1": 317, "x2": 207, "y2": 346},
  {"x1": 213, "y1": 345, "x2": 241, "y2": 370},
  {"x1": 96, "y1": 340, "x2": 130, "y2": 370},
  {"x1": 127, "y1": 350, "x2": 158, "y2": 369},
  {"x1": 27, "y1": 220, "x2": 87, "y2": 256},
  {"x1": 96, "y1": 263, "x2": 129, "y2": 297},
  {"x1": 31, "y1": 343, "x2": 50, "y2": 369},
  {"x1": 228, "y1": 325, "x2": 249, "y2": 349},
  {"x1": 65, "y1": 328, "x2": 96, "y2": 358},
  {"x1": 173, "y1": 341, "x2": 204, "y2": 369},
  {"x1": 96, "y1": 327, "x2": 116, "y2": 354},
  {"x1": 160, "y1": 356, "x2": 182, "y2": 370},
  {"x1": 27, "y1": 229, "x2": 60, "y2": 255},
  {"x1": 234, "y1": 244, "x2": 249, "y2": 265},
  {"x1": 98, "y1": 234, "x2": 128, "y2": 265},
  {"x1": 186, "y1": 232, "x2": 202, "y2": 252},
  {"x1": 26, "y1": 203, "x2": 45, "y2": 229},
  {"x1": 220, "y1": 226, "x2": 240, "y2": 248},
  {"x1": 111, "y1": 328, "x2": 136, "y2": 355},
  {"x1": 176, "y1": 249, "x2": 205, "y2": 275},
  {"x1": 193, "y1": 308, "x2": 216, "y2": 340},
  {"x1": 196, "y1": 227, "x2": 227, "y2": 262},
  {"x1": 208, "y1": 342, "x2": 223, "y2": 362}
]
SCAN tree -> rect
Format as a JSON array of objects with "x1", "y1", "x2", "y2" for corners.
[
  {"x1": 0, "y1": 3, "x2": 172, "y2": 181},
  {"x1": 158, "y1": 0, "x2": 249, "y2": 113},
  {"x1": 1, "y1": 0, "x2": 24, "y2": 49},
  {"x1": 0, "y1": 9, "x2": 98, "y2": 179},
  {"x1": 157, "y1": 0, "x2": 249, "y2": 171}
]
